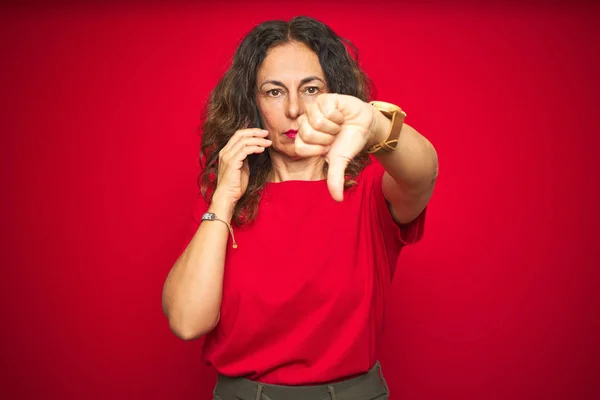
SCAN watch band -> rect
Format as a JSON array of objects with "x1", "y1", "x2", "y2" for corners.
[{"x1": 367, "y1": 101, "x2": 406, "y2": 154}]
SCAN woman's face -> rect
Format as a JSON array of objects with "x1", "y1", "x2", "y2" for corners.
[{"x1": 255, "y1": 41, "x2": 328, "y2": 160}]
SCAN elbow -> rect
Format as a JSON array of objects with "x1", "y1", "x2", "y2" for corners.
[
  {"x1": 164, "y1": 310, "x2": 220, "y2": 341},
  {"x1": 169, "y1": 322, "x2": 211, "y2": 341},
  {"x1": 161, "y1": 278, "x2": 220, "y2": 341}
]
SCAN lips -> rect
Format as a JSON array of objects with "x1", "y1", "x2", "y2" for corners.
[{"x1": 284, "y1": 129, "x2": 297, "y2": 139}]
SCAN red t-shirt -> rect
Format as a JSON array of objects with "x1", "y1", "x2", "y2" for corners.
[{"x1": 184, "y1": 160, "x2": 426, "y2": 385}]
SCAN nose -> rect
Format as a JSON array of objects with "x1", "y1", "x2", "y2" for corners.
[{"x1": 285, "y1": 92, "x2": 305, "y2": 120}]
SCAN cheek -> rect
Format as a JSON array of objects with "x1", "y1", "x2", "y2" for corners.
[
  {"x1": 261, "y1": 105, "x2": 284, "y2": 131},
  {"x1": 262, "y1": 111, "x2": 275, "y2": 128}
]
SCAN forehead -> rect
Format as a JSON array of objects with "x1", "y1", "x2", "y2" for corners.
[{"x1": 257, "y1": 41, "x2": 324, "y2": 83}]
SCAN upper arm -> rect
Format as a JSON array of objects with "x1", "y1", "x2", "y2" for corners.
[{"x1": 382, "y1": 171, "x2": 435, "y2": 225}]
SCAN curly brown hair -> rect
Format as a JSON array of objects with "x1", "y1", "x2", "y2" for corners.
[{"x1": 198, "y1": 16, "x2": 375, "y2": 226}]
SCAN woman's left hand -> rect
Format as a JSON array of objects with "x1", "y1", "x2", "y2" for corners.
[{"x1": 296, "y1": 93, "x2": 382, "y2": 201}]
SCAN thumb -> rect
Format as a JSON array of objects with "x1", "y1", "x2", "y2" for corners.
[{"x1": 326, "y1": 155, "x2": 350, "y2": 202}]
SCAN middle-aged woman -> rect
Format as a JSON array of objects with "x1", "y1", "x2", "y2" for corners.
[{"x1": 163, "y1": 16, "x2": 439, "y2": 400}]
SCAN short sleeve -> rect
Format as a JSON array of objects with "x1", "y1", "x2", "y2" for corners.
[
  {"x1": 398, "y1": 207, "x2": 426, "y2": 245},
  {"x1": 359, "y1": 160, "x2": 427, "y2": 280},
  {"x1": 364, "y1": 160, "x2": 427, "y2": 247}
]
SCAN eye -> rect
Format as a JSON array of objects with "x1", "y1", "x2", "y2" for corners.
[
  {"x1": 304, "y1": 86, "x2": 320, "y2": 95},
  {"x1": 267, "y1": 89, "x2": 283, "y2": 97}
]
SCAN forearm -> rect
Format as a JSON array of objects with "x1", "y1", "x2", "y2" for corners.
[
  {"x1": 369, "y1": 109, "x2": 438, "y2": 195},
  {"x1": 161, "y1": 197, "x2": 234, "y2": 340}
]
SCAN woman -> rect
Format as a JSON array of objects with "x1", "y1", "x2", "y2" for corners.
[{"x1": 162, "y1": 16, "x2": 438, "y2": 400}]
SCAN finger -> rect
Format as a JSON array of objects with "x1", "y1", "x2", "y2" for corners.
[
  {"x1": 225, "y1": 137, "x2": 272, "y2": 154},
  {"x1": 227, "y1": 144, "x2": 264, "y2": 170},
  {"x1": 222, "y1": 128, "x2": 269, "y2": 153},
  {"x1": 227, "y1": 137, "x2": 272, "y2": 160},
  {"x1": 225, "y1": 146, "x2": 269, "y2": 172},
  {"x1": 318, "y1": 93, "x2": 345, "y2": 125},
  {"x1": 294, "y1": 134, "x2": 329, "y2": 158},
  {"x1": 222, "y1": 128, "x2": 269, "y2": 154},
  {"x1": 305, "y1": 101, "x2": 341, "y2": 135},
  {"x1": 298, "y1": 114, "x2": 336, "y2": 146},
  {"x1": 241, "y1": 145, "x2": 268, "y2": 156},
  {"x1": 326, "y1": 155, "x2": 351, "y2": 202},
  {"x1": 295, "y1": 142, "x2": 329, "y2": 158}
]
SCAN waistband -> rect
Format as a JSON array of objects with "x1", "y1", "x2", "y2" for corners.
[{"x1": 213, "y1": 361, "x2": 389, "y2": 400}]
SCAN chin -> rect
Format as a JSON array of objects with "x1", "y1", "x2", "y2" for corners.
[{"x1": 271, "y1": 143, "x2": 305, "y2": 161}]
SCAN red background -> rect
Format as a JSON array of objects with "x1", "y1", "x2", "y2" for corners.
[{"x1": 1, "y1": 1, "x2": 599, "y2": 399}]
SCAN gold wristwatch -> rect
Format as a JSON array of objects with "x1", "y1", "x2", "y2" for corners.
[{"x1": 367, "y1": 101, "x2": 406, "y2": 154}]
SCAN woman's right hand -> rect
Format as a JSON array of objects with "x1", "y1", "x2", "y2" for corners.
[{"x1": 213, "y1": 128, "x2": 272, "y2": 206}]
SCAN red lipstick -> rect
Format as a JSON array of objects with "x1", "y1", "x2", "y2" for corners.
[{"x1": 284, "y1": 129, "x2": 297, "y2": 139}]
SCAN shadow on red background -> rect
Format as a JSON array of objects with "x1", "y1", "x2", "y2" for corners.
[{"x1": 1, "y1": 1, "x2": 599, "y2": 399}]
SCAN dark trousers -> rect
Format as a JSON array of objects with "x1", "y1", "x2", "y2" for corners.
[{"x1": 212, "y1": 361, "x2": 390, "y2": 400}]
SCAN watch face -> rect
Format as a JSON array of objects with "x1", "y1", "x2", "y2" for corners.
[{"x1": 201, "y1": 212, "x2": 216, "y2": 221}]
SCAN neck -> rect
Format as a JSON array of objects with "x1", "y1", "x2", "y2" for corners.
[{"x1": 268, "y1": 149, "x2": 325, "y2": 182}]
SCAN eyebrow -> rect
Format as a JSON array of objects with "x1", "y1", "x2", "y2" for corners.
[{"x1": 259, "y1": 76, "x2": 325, "y2": 90}]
